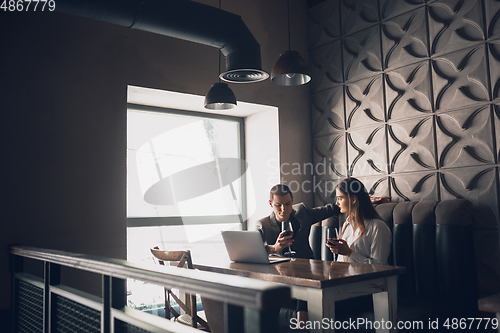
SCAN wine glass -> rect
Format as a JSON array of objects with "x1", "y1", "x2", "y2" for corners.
[
  {"x1": 327, "y1": 227, "x2": 339, "y2": 261},
  {"x1": 281, "y1": 221, "x2": 296, "y2": 257}
]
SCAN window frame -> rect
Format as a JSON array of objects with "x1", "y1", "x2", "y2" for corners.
[{"x1": 126, "y1": 103, "x2": 247, "y2": 229}]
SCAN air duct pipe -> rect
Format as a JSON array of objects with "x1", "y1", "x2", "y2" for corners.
[{"x1": 55, "y1": 0, "x2": 268, "y2": 83}]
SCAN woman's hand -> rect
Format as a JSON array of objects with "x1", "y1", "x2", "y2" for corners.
[
  {"x1": 270, "y1": 230, "x2": 294, "y2": 254},
  {"x1": 326, "y1": 239, "x2": 353, "y2": 257}
]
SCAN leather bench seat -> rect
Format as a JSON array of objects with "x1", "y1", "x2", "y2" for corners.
[{"x1": 310, "y1": 199, "x2": 500, "y2": 326}]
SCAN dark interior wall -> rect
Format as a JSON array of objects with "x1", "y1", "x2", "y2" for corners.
[
  {"x1": 0, "y1": 0, "x2": 311, "y2": 310},
  {"x1": 308, "y1": 0, "x2": 500, "y2": 294}
]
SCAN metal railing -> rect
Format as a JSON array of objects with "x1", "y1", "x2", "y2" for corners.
[{"x1": 10, "y1": 246, "x2": 290, "y2": 333}]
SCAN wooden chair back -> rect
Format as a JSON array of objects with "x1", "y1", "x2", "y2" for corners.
[{"x1": 150, "y1": 247, "x2": 208, "y2": 330}]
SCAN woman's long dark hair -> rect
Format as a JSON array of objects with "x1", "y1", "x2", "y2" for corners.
[{"x1": 336, "y1": 177, "x2": 383, "y2": 238}]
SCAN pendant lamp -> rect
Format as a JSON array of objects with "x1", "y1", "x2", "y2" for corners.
[
  {"x1": 270, "y1": 0, "x2": 311, "y2": 86},
  {"x1": 205, "y1": 0, "x2": 237, "y2": 109}
]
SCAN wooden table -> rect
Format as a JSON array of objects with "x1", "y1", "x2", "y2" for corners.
[
  {"x1": 194, "y1": 258, "x2": 405, "y2": 333},
  {"x1": 479, "y1": 293, "x2": 500, "y2": 333}
]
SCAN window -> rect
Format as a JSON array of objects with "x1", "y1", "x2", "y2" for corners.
[{"x1": 126, "y1": 104, "x2": 245, "y2": 310}]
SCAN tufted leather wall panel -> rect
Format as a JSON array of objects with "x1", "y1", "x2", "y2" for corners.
[{"x1": 309, "y1": 0, "x2": 500, "y2": 229}]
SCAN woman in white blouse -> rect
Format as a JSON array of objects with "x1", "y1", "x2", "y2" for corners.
[{"x1": 326, "y1": 177, "x2": 392, "y2": 265}]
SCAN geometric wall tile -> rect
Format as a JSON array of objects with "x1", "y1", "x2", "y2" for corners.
[
  {"x1": 385, "y1": 61, "x2": 433, "y2": 120},
  {"x1": 382, "y1": 7, "x2": 428, "y2": 70},
  {"x1": 343, "y1": 26, "x2": 382, "y2": 82},
  {"x1": 309, "y1": 0, "x2": 341, "y2": 49},
  {"x1": 341, "y1": 0, "x2": 379, "y2": 36},
  {"x1": 436, "y1": 106, "x2": 495, "y2": 168},
  {"x1": 485, "y1": 0, "x2": 500, "y2": 40},
  {"x1": 488, "y1": 41, "x2": 500, "y2": 101},
  {"x1": 312, "y1": 88, "x2": 345, "y2": 137},
  {"x1": 380, "y1": 0, "x2": 425, "y2": 21},
  {"x1": 388, "y1": 116, "x2": 436, "y2": 173},
  {"x1": 310, "y1": 40, "x2": 344, "y2": 93},
  {"x1": 313, "y1": 133, "x2": 348, "y2": 180},
  {"x1": 390, "y1": 171, "x2": 439, "y2": 202},
  {"x1": 347, "y1": 124, "x2": 387, "y2": 176},
  {"x1": 345, "y1": 75, "x2": 385, "y2": 129},
  {"x1": 356, "y1": 174, "x2": 391, "y2": 197},
  {"x1": 439, "y1": 166, "x2": 499, "y2": 222},
  {"x1": 432, "y1": 45, "x2": 490, "y2": 111},
  {"x1": 428, "y1": 0, "x2": 485, "y2": 56}
]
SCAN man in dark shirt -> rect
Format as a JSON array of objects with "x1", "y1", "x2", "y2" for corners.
[{"x1": 256, "y1": 184, "x2": 339, "y2": 259}]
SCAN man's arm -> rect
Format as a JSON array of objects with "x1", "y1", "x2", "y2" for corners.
[
  {"x1": 311, "y1": 203, "x2": 340, "y2": 222},
  {"x1": 294, "y1": 202, "x2": 340, "y2": 227}
]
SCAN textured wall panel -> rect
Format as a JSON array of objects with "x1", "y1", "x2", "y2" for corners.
[
  {"x1": 488, "y1": 41, "x2": 500, "y2": 101},
  {"x1": 495, "y1": 104, "x2": 500, "y2": 162},
  {"x1": 439, "y1": 166, "x2": 499, "y2": 222},
  {"x1": 308, "y1": 0, "x2": 500, "y2": 240},
  {"x1": 310, "y1": 40, "x2": 344, "y2": 93},
  {"x1": 309, "y1": 0, "x2": 341, "y2": 50},
  {"x1": 313, "y1": 178, "x2": 341, "y2": 205},
  {"x1": 390, "y1": 172, "x2": 439, "y2": 202},
  {"x1": 313, "y1": 175, "x2": 390, "y2": 204},
  {"x1": 432, "y1": 45, "x2": 489, "y2": 111},
  {"x1": 382, "y1": 8, "x2": 428, "y2": 70},
  {"x1": 485, "y1": 0, "x2": 500, "y2": 40},
  {"x1": 312, "y1": 88, "x2": 345, "y2": 137},
  {"x1": 341, "y1": 0, "x2": 379, "y2": 36},
  {"x1": 428, "y1": 0, "x2": 485, "y2": 56},
  {"x1": 345, "y1": 75, "x2": 385, "y2": 129},
  {"x1": 313, "y1": 133, "x2": 348, "y2": 179},
  {"x1": 385, "y1": 61, "x2": 433, "y2": 120},
  {"x1": 356, "y1": 175, "x2": 391, "y2": 197},
  {"x1": 380, "y1": 0, "x2": 425, "y2": 21},
  {"x1": 388, "y1": 116, "x2": 436, "y2": 173},
  {"x1": 436, "y1": 106, "x2": 495, "y2": 169},
  {"x1": 347, "y1": 125, "x2": 387, "y2": 176},
  {"x1": 343, "y1": 26, "x2": 382, "y2": 82}
]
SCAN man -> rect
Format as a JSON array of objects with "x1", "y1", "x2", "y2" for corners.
[
  {"x1": 256, "y1": 184, "x2": 340, "y2": 326},
  {"x1": 256, "y1": 184, "x2": 340, "y2": 259}
]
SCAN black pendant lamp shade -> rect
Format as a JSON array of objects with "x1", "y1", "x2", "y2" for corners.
[
  {"x1": 270, "y1": 50, "x2": 311, "y2": 86},
  {"x1": 204, "y1": 82, "x2": 237, "y2": 109},
  {"x1": 270, "y1": 0, "x2": 311, "y2": 86}
]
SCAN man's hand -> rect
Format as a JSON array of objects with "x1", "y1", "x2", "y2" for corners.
[{"x1": 268, "y1": 230, "x2": 294, "y2": 254}]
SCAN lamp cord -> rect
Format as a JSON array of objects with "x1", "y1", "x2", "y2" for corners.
[
  {"x1": 218, "y1": 0, "x2": 222, "y2": 82},
  {"x1": 287, "y1": 0, "x2": 291, "y2": 51}
]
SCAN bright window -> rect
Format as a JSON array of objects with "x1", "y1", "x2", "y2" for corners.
[{"x1": 126, "y1": 104, "x2": 245, "y2": 310}]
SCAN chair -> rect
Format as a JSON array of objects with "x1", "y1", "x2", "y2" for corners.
[{"x1": 150, "y1": 247, "x2": 209, "y2": 331}]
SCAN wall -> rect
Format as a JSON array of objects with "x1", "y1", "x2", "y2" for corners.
[
  {"x1": 308, "y1": 0, "x2": 500, "y2": 293},
  {"x1": 0, "y1": 0, "x2": 311, "y2": 311}
]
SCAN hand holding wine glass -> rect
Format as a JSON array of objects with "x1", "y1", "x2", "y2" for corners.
[
  {"x1": 327, "y1": 227, "x2": 339, "y2": 261},
  {"x1": 281, "y1": 221, "x2": 296, "y2": 257}
]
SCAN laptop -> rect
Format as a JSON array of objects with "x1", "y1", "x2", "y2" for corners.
[{"x1": 221, "y1": 231, "x2": 291, "y2": 264}]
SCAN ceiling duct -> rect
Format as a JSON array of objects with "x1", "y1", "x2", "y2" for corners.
[{"x1": 55, "y1": 0, "x2": 269, "y2": 83}]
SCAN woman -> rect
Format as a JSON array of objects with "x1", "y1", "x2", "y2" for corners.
[{"x1": 327, "y1": 177, "x2": 392, "y2": 265}]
